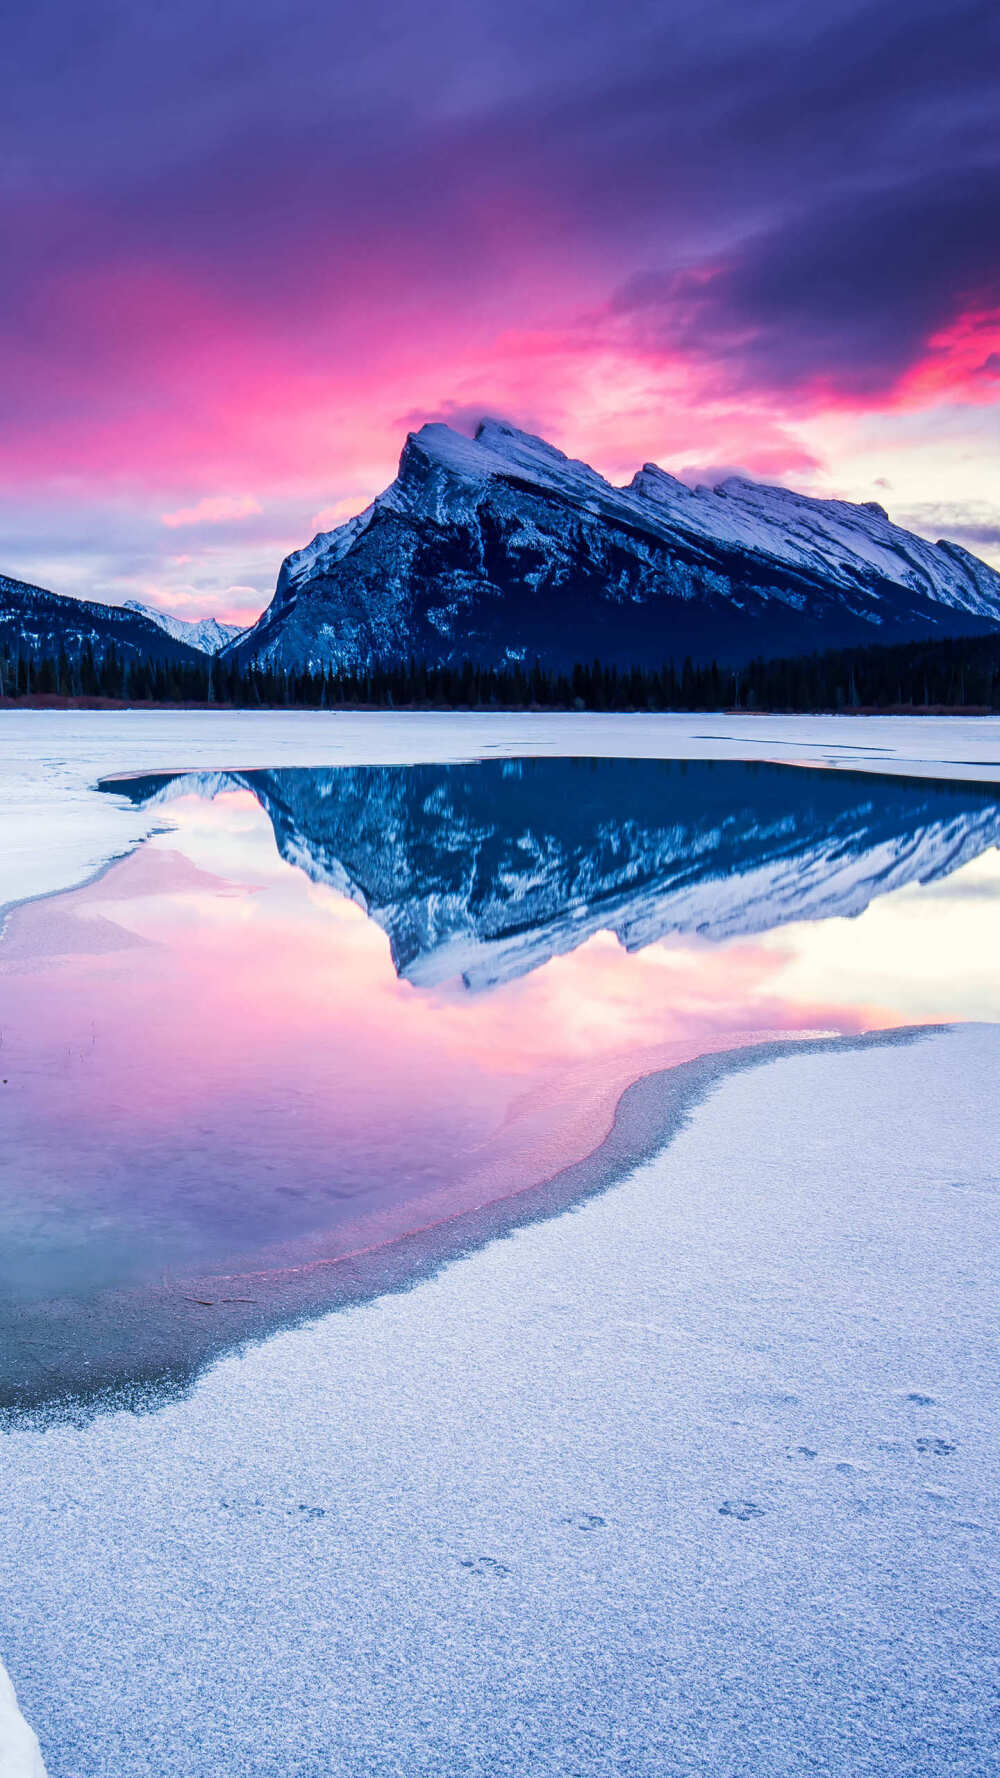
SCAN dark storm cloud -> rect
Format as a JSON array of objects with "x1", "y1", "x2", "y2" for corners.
[{"x1": 615, "y1": 166, "x2": 1000, "y2": 397}]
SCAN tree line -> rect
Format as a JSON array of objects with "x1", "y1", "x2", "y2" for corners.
[{"x1": 3, "y1": 630, "x2": 1000, "y2": 711}]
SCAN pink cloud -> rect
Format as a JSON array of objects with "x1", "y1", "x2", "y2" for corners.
[
  {"x1": 0, "y1": 215, "x2": 995, "y2": 618},
  {"x1": 162, "y1": 494, "x2": 263, "y2": 528},
  {"x1": 892, "y1": 306, "x2": 1000, "y2": 408}
]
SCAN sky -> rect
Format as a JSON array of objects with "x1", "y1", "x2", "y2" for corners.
[{"x1": 2, "y1": 0, "x2": 998, "y2": 623}]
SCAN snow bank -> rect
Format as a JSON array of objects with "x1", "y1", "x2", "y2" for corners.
[
  {"x1": 2, "y1": 1024, "x2": 998, "y2": 1776},
  {"x1": 0, "y1": 1665, "x2": 46, "y2": 1778},
  {"x1": 3, "y1": 708, "x2": 1000, "y2": 925}
]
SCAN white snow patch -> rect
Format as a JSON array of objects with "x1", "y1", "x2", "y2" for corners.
[
  {"x1": 281, "y1": 504, "x2": 377, "y2": 587},
  {"x1": 0, "y1": 1664, "x2": 46, "y2": 1778}
]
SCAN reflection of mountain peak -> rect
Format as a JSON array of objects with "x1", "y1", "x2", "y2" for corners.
[{"x1": 107, "y1": 760, "x2": 1000, "y2": 992}]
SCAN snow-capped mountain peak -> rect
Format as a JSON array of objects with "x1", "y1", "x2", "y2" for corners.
[
  {"x1": 628, "y1": 463, "x2": 691, "y2": 499},
  {"x1": 386, "y1": 419, "x2": 618, "y2": 519},
  {"x1": 123, "y1": 600, "x2": 245, "y2": 655},
  {"x1": 224, "y1": 419, "x2": 1000, "y2": 675}
]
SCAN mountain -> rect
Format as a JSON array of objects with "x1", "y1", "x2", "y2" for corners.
[
  {"x1": 106, "y1": 759, "x2": 1000, "y2": 992},
  {"x1": 123, "y1": 600, "x2": 244, "y2": 655},
  {"x1": 224, "y1": 421, "x2": 1000, "y2": 673},
  {"x1": 0, "y1": 573, "x2": 207, "y2": 670}
]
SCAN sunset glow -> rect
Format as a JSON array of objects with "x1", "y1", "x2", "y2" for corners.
[{"x1": 2, "y1": 0, "x2": 997, "y2": 621}]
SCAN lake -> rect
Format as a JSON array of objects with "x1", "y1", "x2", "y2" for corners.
[{"x1": 2, "y1": 755, "x2": 1000, "y2": 1419}]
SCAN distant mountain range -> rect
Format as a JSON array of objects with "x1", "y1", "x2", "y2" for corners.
[
  {"x1": 224, "y1": 420, "x2": 1000, "y2": 672},
  {"x1": 0, "y1": 573, "x2": 208, "y2": 670},
  {"x1": 123, "y1": 600, "x2": 244, "y2": 654},
  {"x1": 107, "y1": 759, "x2": 1000, "y2": 991},
  {"x1": 6, "y1": 421, "x2": 1000, "y2": 677},
  {"x1": 0, "y1": 574, "x2": 238, "y2": 674}
]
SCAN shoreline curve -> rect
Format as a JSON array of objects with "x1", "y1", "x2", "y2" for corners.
[{"x1": 3, "y1": 1021, "x2": 944, "y2": 1430}]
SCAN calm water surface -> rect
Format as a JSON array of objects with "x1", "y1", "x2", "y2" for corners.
[{"x1": 3, "y1": 757, "x2": 1000, "y2": 1414}]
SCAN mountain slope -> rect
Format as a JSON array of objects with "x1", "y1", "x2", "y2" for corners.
[
  {"x1": 225, "y1": 421, "x2": 1000, "y2": 673},
  {"x1": 123, "y1": 600, "x2": 244, "y2": 655},
  {"x1": 0, "y1": 574, "x2": 207, "y2": 669}
]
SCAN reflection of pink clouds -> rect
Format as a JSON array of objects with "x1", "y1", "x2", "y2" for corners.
[
  {"x1": 422, "y1": 926, "x2": 875, "y2": 1075},
  {"x1": 0, "y1": 806, "x2": 937, "y2": 1280},
  {"x1": 3, "y1": 830, "x2": 883, "y2": 1147},
  {"x1": 101, "y1": 832, "x2": 868, "y2": 1086}
]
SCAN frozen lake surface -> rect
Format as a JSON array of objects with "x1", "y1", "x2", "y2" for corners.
[{"x1": 1, "y1": 713, "x2": 999, "y2": 1775}]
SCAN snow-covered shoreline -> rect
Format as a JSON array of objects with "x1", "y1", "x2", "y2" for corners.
[
  {"x1": 3, "y1": 1022, "x2": 998, "y2": 1776},
  {"x1": 3, "y1": 708, "x2": 1000, "y2": 924}
]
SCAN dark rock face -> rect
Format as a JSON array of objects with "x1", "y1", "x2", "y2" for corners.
[
  {"x1": 226, "y1": 421, "x2": 1000, "y2": 672},
  {"x1": 0, "y1": 573, "x2": 207, "y2": 668},
  {"x1": 110, "y1": 758, "x2": 1000, "y2": 991}
]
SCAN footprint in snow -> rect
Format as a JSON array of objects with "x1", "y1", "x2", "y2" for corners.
[
  {"x1": 459, "y1": 1556, "x2": 511, "y2": 1578},
  {"x1": 562, "y1": 1511, "x2": 607, "y2": 1531},
  {"x1": 719, "y1": 1499, "x2": 766, "y2": 1522},
  {"x1": 915, "y1": 1436, "x2": 957, "y2": 1456}
]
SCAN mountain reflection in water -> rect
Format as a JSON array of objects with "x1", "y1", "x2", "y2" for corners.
[
  {"x1": 1, "y1": 757, "x2": 998, "y2": 1418},
  {"x1": 110, "y1": 757, "x2": 1000, "y2": 989}
]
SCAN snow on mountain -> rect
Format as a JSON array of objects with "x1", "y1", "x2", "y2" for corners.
[
  {"x1": 0, "y1": 574, "x2": 207, "y2": 668},
  {"x1": 629, "y1": 465, "x2": 1000, "y2": 619},
  {"x1": 225, "y1": 420, "x2": 1000, "y2": 674},
  {"x1": 110, "y1": 759, "x2": 1000, "y2": 993},
  {"x1": 123, "y1": 600, "x2": 244, "y2": 654}
]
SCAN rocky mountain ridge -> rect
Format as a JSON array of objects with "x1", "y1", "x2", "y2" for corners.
[{"x1": 224, "y1": 421, "x2": 1000, "y2": 673}]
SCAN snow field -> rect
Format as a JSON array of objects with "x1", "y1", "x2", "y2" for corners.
[{"x1": 1, "y1": 1025, "x2": 998, "y2": 1777}]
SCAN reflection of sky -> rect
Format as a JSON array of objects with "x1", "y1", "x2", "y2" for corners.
[
  {"x1": 756, "y1": 849, "x2": 1000, "y2": 1023},
  {"x1": 2, "y1": 789, "x2": 999, "y2": 1305}
]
